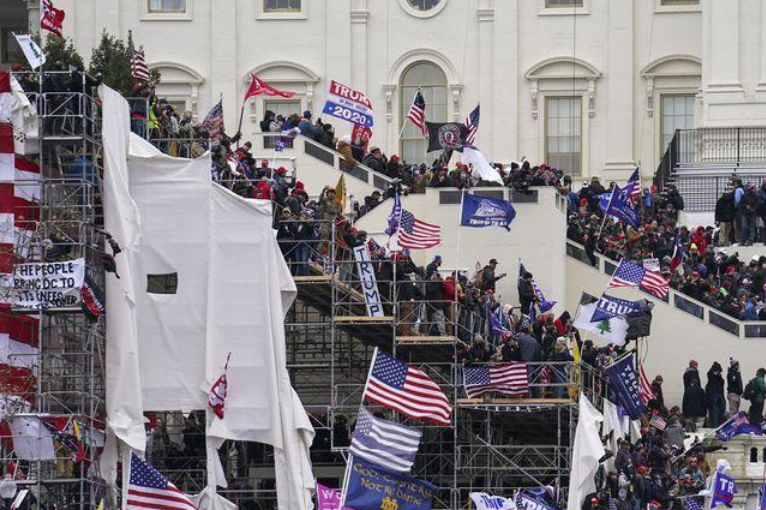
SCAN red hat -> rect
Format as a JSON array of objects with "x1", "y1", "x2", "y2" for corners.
[
  {"x1": 689, "y1": 360, "x2": 698, "y2": 367},
  {"x1": 294, "y1": 180, "x2": 304, "y2": 189},
  {"x1": 276, "y1": 166, "x2": 287, "y2": 175},
  {"x1": 261, "y1": 160, "x2": 269, "y2": 167}
]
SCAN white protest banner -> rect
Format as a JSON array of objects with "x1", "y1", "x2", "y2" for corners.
[
  {"x1": 322, "y1": 80, "x2": 374, "y2": 127},
  {"x1": 10, "y1": 258, "x2": 85, "y2": 309},
  {"x1": 642, "y1": 258, "x2": 660, "y2": 272},
  {"x1": 13, "y1": 34, "x2": 45, "y2": 70},
  {"x1": 352, "y1": 245, "x2": 383, "y2": 317},
  {"x1": 470, "y1": 492, "x2": 517, "y2": 510}
]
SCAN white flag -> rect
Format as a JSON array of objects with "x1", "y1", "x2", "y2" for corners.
[
  {"x1": 13, "y1": 35, "x2": 46, "y2": 70},
  {"x1": 461, "y1": 146, "x2": 503, "y2": 184},
  {"x1": 470, "y1": 492, "x2": 517, "y2": 510},
  {"x1": 567, "y1": 395, "x2": 606, "y2": 510},
  {"x1": 572, "y1": 295, "x2": 629, "y2": 346}
]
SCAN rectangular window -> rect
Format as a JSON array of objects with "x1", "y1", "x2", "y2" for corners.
[
  {"x1": 661, "y1": 0, "x2": 698, "y2": 4},
  {"x1": 546, "y1": 0, "x2": 583, "y2": 6},
  {"x1": 263, "y1": 100, "x2": 301, "y2": 121},
  {"x1": 147, "y1": 273, "x2": 178, "y2": 294},
  {"x1": 264, "y1": 0, "x2": 302, "y2": 12},
  {"x1": 148, "y1": 0, "x2": 186, "y2": 13},
  {"x1": 660, "y1": 94, "x2": 695, "y2": 155},
  {"x1": 545, "y1": 97, "x2": 582, "y2": 175}
]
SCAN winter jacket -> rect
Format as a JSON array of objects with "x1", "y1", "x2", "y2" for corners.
[
  {"x1": 683, "y1": 367, "x2": 701, "y2": 389},
  {"x1": 517, "y1": 334, "x2": 541, "y2": 362},
  {"x1": 715, "y1": 192, "x2": 736, "y2": 223},
  {"x1": 727, "y1": 368, "x2": 743, "y2": 396},
  {"x1": 336, "y1": 140, "x2": 358, "y2": 166},
  {"x1": 662, "y1": 422, "x2": 685, "y2": 450},
  {"x1": 705, "y1": 362, "x2": 725, "y2": 397},
  {"x1": 682, "y1": 383, "x2": 707, "y2": 418}
]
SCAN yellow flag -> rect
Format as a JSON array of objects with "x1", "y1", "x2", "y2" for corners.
[
  {"x1": 96, "y1": 499, "x2": 104, "y2": 510},
  {"x1": 335, "y1": 174, "x2": 347, "y2": 212},
  {"x1": 569, "y1": 339, "x2": 581, "y2": 399}
]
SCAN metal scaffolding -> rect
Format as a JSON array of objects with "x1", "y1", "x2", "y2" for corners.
[{"x1": 8, "y1": 71, "x2": 608, "y2": 510}]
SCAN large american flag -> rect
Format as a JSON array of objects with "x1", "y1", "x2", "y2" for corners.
[
  {"x1": 638, "y1": 362, "x2": 655, "y2": 405},
  {"x1": 397, "y1": 210, "x2": 441, "y2": 249},
  {"x1": 464, "y1": 104, "x2": 480, "y2": 145},
  {"x1": 202, "y1": 100, "x2": 225, "y2": 140},
  {"x1": 127, "y1": 454, "x2": 196, "y2": 510},
  {"x1": 607, "y1": 259, "x2": 669, "y2": 298},
  {"x1": 463, "y1": 362, "x2": 529, "y2": 398},
  {"x1": 363, "y1": 350, "x2": 452, "y2": 426},
  {"x1": 350, "y1": 406, "x2": 422, "y2": 473},
  {"x1": 406, "y1": 90, "x2": 427, "y2": 137}
]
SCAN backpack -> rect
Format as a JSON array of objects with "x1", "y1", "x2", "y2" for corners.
[
  {"x1": 743, "y1": 378, "x2": 758, "y2": 400},
  {"x1": 473, "y1": 268, "x2": 486, "y2": 290}
]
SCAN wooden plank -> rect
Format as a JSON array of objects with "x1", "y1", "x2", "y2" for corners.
[
  {"x1": 293, "y1": 275, "x2": 332, "y2": 283},
  {"x1": 397, "y1": 336, "x2": 455, "y2": 344}
]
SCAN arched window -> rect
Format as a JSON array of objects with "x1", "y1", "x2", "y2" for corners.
[{"x1": 400, "y1": 62, "x2": 447, "y2": 165}]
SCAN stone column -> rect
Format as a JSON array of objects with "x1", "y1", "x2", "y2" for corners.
[
  {"x1": 477, "y1": 0, "x2": 494, "y2": 155},
  {"x1": 209, "y1": 0, "x2": 238, "y2": 133},
  {"x1": 350, "y1": 0, "x2": 369, "y2": 94}
]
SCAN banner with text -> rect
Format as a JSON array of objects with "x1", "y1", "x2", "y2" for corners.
[
  {"x1": 322, "y1": 80, "x2": 374, "y2": 127},
  {"x1": 344, "y1": 457, "x2": 435, "y2": 510},
  {"x1": 9, "y1": 259, "x2": 85, "y2": 309},
  {"x1": 353, "y1": 245, "x2": 384, "y2": 317},
  {"x1": 316, "y1": 483, "x2": 354, "y2": 510}
]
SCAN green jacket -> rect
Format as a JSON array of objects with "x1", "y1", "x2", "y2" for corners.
[{"x1": 753, "y1": 374, "x2": 766, "y2": 404}]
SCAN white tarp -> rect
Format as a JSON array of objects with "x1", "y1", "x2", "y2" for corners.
[
  {"x1": 100, "y1": 85, "x2": 315, "y2": 510},
  {"x1": 567, "y1": 394, "x2": 606, "y2": 510}
]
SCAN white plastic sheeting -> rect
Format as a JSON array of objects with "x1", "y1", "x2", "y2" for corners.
[{"x1": 100, "y1": 85, "x2": 315, "y2": 510}]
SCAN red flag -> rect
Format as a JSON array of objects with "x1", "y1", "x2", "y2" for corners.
[
  {"x1": 41, "y1": 0, "x2": 65, "y2": 38},
  {"x1": 244, "y1": 73, "x2": 295, "y2": 100},
  {"x1": 208, "y1": 352, "x2": 231, "y2": 419}
]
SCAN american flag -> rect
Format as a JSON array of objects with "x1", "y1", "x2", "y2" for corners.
[
  {"x1": 464, "y1": 104, "x2": 480, "y2": 145},
  {"x1": 649, "y1": 413, "x2": 666, "y2": 431},
  {"x1": 608, "y1": 259, "x2": 669, "y2": 298},
  {"x1": 638, "y1": 362, "x2": 655, "y2": 405},
  {"x1": 397, "y1": 210, "x2": 441, "y2": 250},
  {"x1": 623, "y1": 168, "x2": 642, "y2": 201},
  {"x1": 406, "y1": 90, "x2": 427, "y2": 137},
  {"x1": 350, "y1": 406, "x2": 422, "y2": 473},
  {"x1": 128, "y1": 35, "x2": 150, "y2": 82},
  {"x1": 687, "y1": 496, "x2": 703, "y2": 510},
  {"x1": 202, "y1": 99, "x2": 225, "y2": 140},
  {"x1": 127, "y1": 454, "x2": 196, "y2": 510},
  {"x1": 366, "y1": 237, "x2": 382, "y2": 254},
  {"x1": 463, "y1": 362, "x2": 529, "y2": 398},
  {"x1": 363, "y1": 349, "x2": 452, "y2": 426}
]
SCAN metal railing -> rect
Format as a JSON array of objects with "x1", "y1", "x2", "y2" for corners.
[
  {"x1": 675, "y1": 127, "x2": 766, "y2": 167},
  {"x1": 566, "y1": 240, "x2": 766, "y2": 338},
  {"x1": 655, "y1": 130, "x2": 679, "y2": 191}
]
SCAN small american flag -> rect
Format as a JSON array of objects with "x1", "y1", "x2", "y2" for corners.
[
  {"x1": 350, "y1": 406, "x2": 422, "y2": 473},
  {"x1": 128, "y1": 35, "x2": 150, "y2": 82},
  {"x1": 406, "y1": 90, "x2": 427, "y2": 137},
  {"x1": 202, "y1": 100, "x2": 225, "y2": 140},
  {"x1": 464, "y1": 362, "x2": 529, "y2": 398},
  {"x1": 638, "y1": 362, "x2": 655, "y2": 405},
  {"x1": 363, "y1": 349, "x2": 452, "y2": 426},
  {"x1": 464, "y1": 104, "x2": 480, "y2": 145},
  {"x1": 608, "y1": 259, "x2": 669, "y2": 298},
  {"x1": 208, "y1": 352, "x2": 231, "y2": 420},
  {"x1": 127, "y1": 454, "x2": 196, "y2": 510},
  {"x1": 623, "y1": 168, "x2": 642, "y2": 201},
  {"x1": 649, "y1": 413, "x2": 666, "y2": 431},
  {"x1": 397, "y1": 210, "x2": 441, "y2": 250},
  {"x1": 366, "y1": 237, "x2": 382, "y2": 254},
  {"x1": 687, "y1": 496, "x2": 703, "y2": 510}
]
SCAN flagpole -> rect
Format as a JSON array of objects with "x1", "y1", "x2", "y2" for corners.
[{"x1": 455, "y1": 190, "x2": 465, "y2": 274}]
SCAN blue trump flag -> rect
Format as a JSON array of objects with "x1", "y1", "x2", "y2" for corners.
[
  {"x1": 715, "y1": 411, "x2": 763, "y2": 442},
  {"x1": 710, "y1": 469, "x2": 737, "y2": 508},
  {"x1": 344, "y1": 457, "x2": 436, "y2": 510},
  {"x1": 590, "y1": 295, "x2": 642, "y2": 323},
  {"x1": 516, "y1": 489, "x2": 560, "y2": 510},
  {"x1": 604, "y1": 186, "x2": 639, "y2": 227},
  {"x1": 460, "y1": 193, "x2": 517, "y2": 231},
  {"x1": 604, "y1": 353, "x2": 645, "y2": 420}
]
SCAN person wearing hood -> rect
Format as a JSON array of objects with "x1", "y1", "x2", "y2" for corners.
[
  {"x1": 705, "y1": 361, "x2": 725, "y2": 428},
  {"x1": 727, "y1": 358, "x2": 743, "y2": 414},
  {"x1": 662, "y1": 415, "x2": 685, "y2": 451}
]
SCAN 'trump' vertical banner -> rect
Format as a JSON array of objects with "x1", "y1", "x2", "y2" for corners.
[{"x1": 353, "y1": 245, "x2": 384, "y2": 317}]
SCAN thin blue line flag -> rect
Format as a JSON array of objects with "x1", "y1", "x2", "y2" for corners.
[{"x1": 460, "y1": 193, "x2": 517, "y2": 231}]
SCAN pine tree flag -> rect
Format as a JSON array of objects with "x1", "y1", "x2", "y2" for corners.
[{"x1": 208, "y1": 352, "x2": 231, "y2": 419}]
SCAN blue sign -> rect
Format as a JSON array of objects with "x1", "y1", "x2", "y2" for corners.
[
  {"x1": 516, "y1": 490, "x2": 560, "y2": 510},
  {"x1": 344, "y1": 457, "x2": 435, "y2": 510},
  {"x1": 460, "y1": 193, "x2": 517, "y2": 231},
  {"x1": 604, "y1": 354, "x2": 645, "y2": 420},
  {"x1": 322, "y1": 100, "x2": 374, "y2": 127},
  {"x1": 590, "y1": 295, "x2": 641, "y2": 323}
]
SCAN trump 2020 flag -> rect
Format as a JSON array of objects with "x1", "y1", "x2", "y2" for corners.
[
  {"x1": 589, "y1": 295, "x2": 641, "y2": 323},
  {"x1": 710, "y1": 468, "x2": 737, "y2": 508},
  {"x1": 460, "y1": 193, "x2": 516, "y2": 230},
  {"x1": 343, "y1": 457, "x2": 435, "y2": 510},
  {"x1": 604, "y1": 353, "x2": 645, "y2": 420},
  {"x1": 604, "y1": 186, "x2": 638, "y2": 228},
  {"x1": 470, "y1": 492, "x2": 516, "y2": 510},
  {"x1": 715, "y1": 411, "x2": 763, "y2": 442}
]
